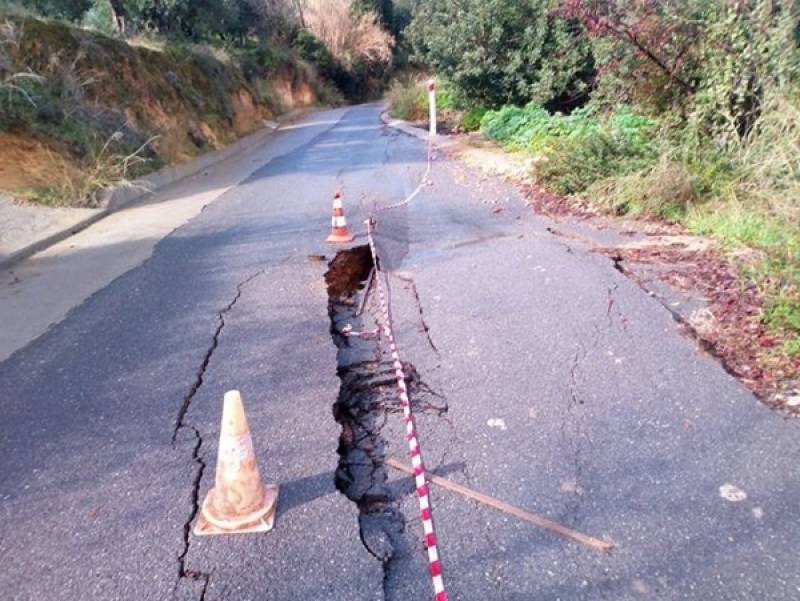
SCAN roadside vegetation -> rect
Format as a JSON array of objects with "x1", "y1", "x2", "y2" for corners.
[
  {"x1": 389, "y1": 0, "x2": 800, "y2": 367},
  {"x1": 0, "y1": 0, "x2": 398, "y2": 206}
]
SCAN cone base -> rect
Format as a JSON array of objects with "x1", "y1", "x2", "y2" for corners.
[
  {"x1": 193, "y1": 484, "x2": 279, "y2": 536},
  {"x1": 326, "y1": 232, "x2": 354, "y2": 244}
]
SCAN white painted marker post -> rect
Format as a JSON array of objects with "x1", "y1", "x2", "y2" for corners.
[{"x1": 427, "y1": 78, "x2": 437, "y2": 137}]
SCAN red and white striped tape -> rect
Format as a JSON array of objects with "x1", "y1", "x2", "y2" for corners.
[
  {"x1": 375, "y1": 126, "x2": 435, "y2": 214},
  {"x1": 365, "y1": 216, "x2": 447, "y2": 601}
]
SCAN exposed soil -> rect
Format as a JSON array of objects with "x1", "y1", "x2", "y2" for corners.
[
  {"x1": 602, "y1": 244, "x2": 798, "y2": 414},
  {"x1": 0, "y1": 133, "x2": 81, "y2": 194}
]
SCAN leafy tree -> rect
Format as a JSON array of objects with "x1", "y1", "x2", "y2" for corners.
[
  {"x1": 18, "y1": 0, "x2": 92, "y2": 20},
  {"x1": 560, "y1": 0, "x2": 800, "y2": 140},
  {"x1": 353, "y1": 0, "x2": 394, "y2": 29},
  {"x1": 557, "y1": 0, "x2": 705, "y2": 112},
  {"x1": 406, "y1": 0, "x2": 592, "y2": 109}
]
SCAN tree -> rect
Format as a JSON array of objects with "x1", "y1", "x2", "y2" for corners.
[
  {"x1": 301, "y1": 0, "x2": 393, "y2": 68},
  {"x1": 557, "y1": 0, "x2": 703, "y2": 111},
  {"x1": 406, "y1": 0, "x2": 592, "y2": 108},
  {"x1": 108, "y1": 0, "x2": 128, "y2": 33},
  {"x1": 559, "y1": 0, "x2": 800, "y2": 139},
  {"x1": 19, "y1": 0, "x2": 92, "y2": 20}
]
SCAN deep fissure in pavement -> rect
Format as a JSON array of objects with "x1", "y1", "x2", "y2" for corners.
[
  {"x1": 172, "y1": 269, "x2": 264, "y2": 598},
  {"x1": 325, "y1": 247, "x2": 451, "y2": 595},
  {"x1": 325, "y1": 247, "x2": 408, "y2": 574}
]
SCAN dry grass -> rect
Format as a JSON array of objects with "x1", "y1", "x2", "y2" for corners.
[
  {"x1": 27, "y1": 131, "x2": 157, "y2": 207},
  {"x1": 301, "y1": 0, "x2": 393, "y2": 68},
  {"x1": 387, "y1": 75, "x2": 427, "y2": 121},
  {"x1": 126, "y1": 33, "x2": 167, "y2": 53},
  {"x1": 588, "y1": 156, "x2": 697, "y2": 219}
]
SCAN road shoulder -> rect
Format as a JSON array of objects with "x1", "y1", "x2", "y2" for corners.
[{"x1": 0, "y1": 107, "x2": 346, "y2": 363}]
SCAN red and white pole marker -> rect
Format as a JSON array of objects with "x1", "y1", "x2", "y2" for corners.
[
  {"x1": 427, "y1": 78, "x2": 437, "y2": 137},
  {"x1": 326, "y1": 191, "x2": 355, "y2": 244},
  {"x1": 365, "y1": 217, "x2": 448, "y2": 601}
]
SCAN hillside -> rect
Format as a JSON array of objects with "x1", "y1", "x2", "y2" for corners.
[{"x1": 0, "y1": 16, "x2": 330, "y2": 206}]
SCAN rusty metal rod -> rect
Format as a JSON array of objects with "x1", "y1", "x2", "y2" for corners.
[{"x1": 386, "y1": 458, "x2": 614, "y2": 554}]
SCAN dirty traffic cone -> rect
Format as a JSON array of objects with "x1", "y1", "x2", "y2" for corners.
[
  {"x1": 194, "y1": 390, "x2": 279, "y2": 536},
  {"x1": 326, "y1": 191, "x2": 355, "y2": 244}
]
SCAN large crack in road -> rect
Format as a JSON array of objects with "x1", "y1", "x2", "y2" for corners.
[
  {"x1": 325, "y1": 246, "x2": 407, "y2": 593},
  {"x1": 325, "y1": 246, "x2": 448, "y2": 597}
]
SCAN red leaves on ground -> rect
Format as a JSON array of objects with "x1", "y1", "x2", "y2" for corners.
[{"x1": 604, "y1": 245, "x2": 797, "y2": 412}]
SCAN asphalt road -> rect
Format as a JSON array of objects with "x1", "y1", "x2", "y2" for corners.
[{"x1": 1, "y1": 104, "x2": 798, "y2": 601}]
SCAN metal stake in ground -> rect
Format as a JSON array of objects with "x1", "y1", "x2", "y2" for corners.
[
  {"x1": 365, "y1": 216, "x2": 448, "y2": 601},
  {"x1": 387, "y1": 458, "x2": 613, "y2": 554}
]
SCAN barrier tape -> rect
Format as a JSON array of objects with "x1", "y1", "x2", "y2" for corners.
[
  {"x1": 375, "y1": 125, "x2": 435, "y2": 214},
  {"x1": 365, "y1": 216, "x2": 448, "y2": 601},
  {"x1": 345, "y1": 94, "x2": 446, "y2": 598}
]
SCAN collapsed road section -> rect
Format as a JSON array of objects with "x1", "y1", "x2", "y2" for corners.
[
  {"x1": 325, "y1": 245, "x2": 449, "y2": 595},
  {"x1": 325, "y1": 246, "x2": 408, "y2": 568}
]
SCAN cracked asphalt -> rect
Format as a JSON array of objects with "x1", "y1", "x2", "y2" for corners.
[{"x1": 1, "y1": 104, "x2": 799, "y2": 601}]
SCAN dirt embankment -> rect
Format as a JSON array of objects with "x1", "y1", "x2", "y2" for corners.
[{"x1": 0, "y1": 17, "x2": 321, "y2": 205}]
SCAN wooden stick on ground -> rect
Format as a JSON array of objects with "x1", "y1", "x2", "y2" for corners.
[{"x1": 386, "y1": 458, "x2": 614, "y2": 554}]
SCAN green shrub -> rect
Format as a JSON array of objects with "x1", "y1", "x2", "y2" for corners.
[
  {"x1": 436, "y1": 87, "x2": 455, "y2": 112},
  {"x1": 537, "y1": 129, "x2": 658, "y2": 195},
  {"x1": 387, "y1": 76, "x2": 427, "y2": 121},
  {"x1": 406, "y1": 0, "x2": 592, "y2": 107},
  {"x1": 81, "y1": 0, "x2": 114, "y2": 34},
  {"x1": 460, "y1": 106, "x2": 487, "y2": 132},
  {"x1": 481, "y1": 104, "x2": 614, "y2": 151},
  {"x1": 480, "y1": 102, "x2": 659, "y2": 192}
]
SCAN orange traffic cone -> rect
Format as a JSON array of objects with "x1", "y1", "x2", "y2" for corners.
[
  {"x1": 326, "y1": 191, "x2": 355, "y2": 244},
  {"x1": 194, "y1": 390, "x2": 279, "y2": 536}
]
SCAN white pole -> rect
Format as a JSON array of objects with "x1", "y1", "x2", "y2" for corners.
[{"x1": 427, "y1": 79, "x2": 437, "y2": 137}]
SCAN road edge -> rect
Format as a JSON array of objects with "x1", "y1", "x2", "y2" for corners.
[
  {"x1": 0, "y1": 107, "x2": 316, "y2": 271},
  {"x1": 379, "y1": 108, "x2": 461, "y2": 152}
]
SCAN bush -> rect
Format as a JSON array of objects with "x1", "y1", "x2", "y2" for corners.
[
  {"x1": 81, "y1": 0, "x2": 114, "y2": 34},
  {"x1": 460, "y1": 106, "x2": 488, "y2": 132},
  {"x1": 387, "y1": 75, "x2": 427, "y2": 121},
  {"x1": 406, "y1": 0, "x2": 592, "y2": 108},
  {"x1": 481, "y1": 102, "x2": 656, "y2": 151},
  {"x1": 291, "y1": 27, "x2": 355, "y2": 96},
  {"x1": 481, "y1": 103, "x2": 597, "y2": 150},
  {"x1": 480, "y1": 102, "x2": 659, "y2": 194},
  {"x1": 537, "y1": 129, "x2": 659, "y2": 195}
]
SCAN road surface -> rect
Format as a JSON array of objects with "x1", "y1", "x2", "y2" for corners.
[{"x1": 1, "y1": 104, "x2": 798, "y2": 601}]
